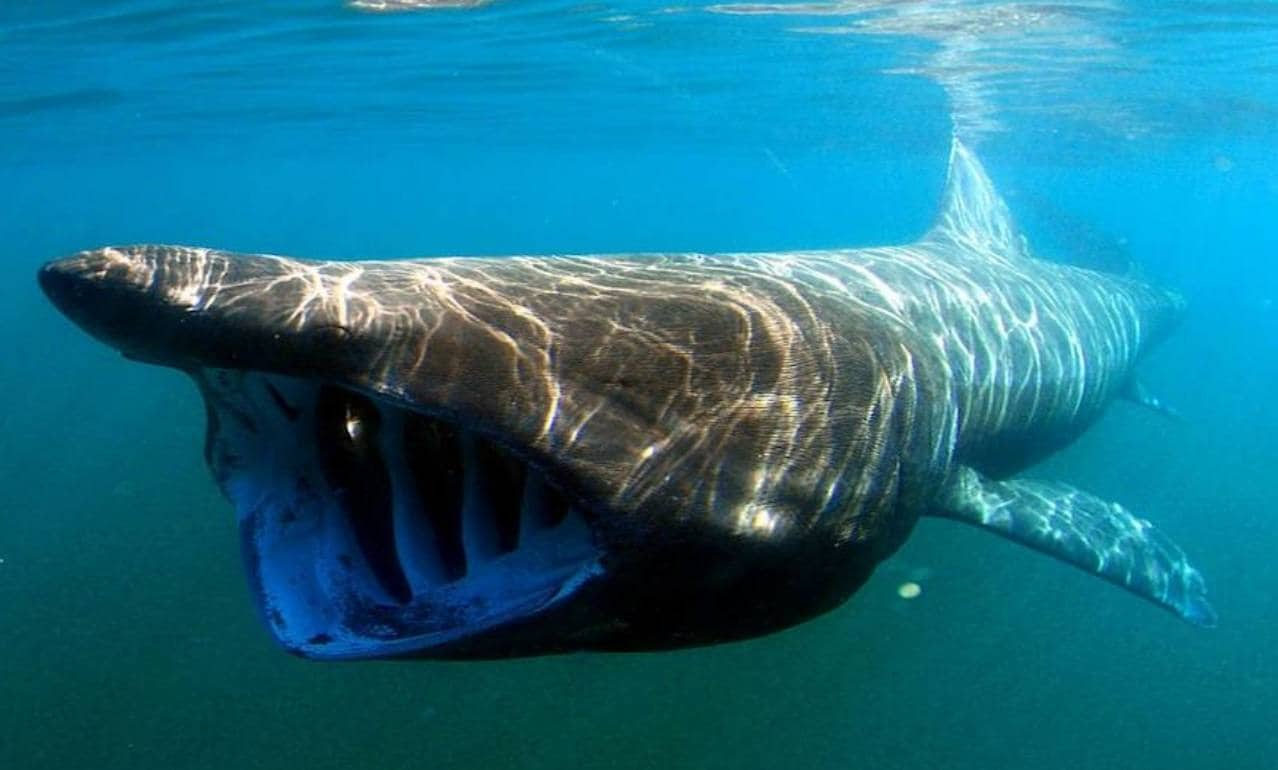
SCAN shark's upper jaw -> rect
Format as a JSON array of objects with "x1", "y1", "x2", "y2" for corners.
[{"x1": 201, "y1": 368, "x2": 603, "y2": 660}]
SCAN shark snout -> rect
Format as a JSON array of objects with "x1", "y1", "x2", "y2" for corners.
[
  {"x1": 38, "y1": 245, "x2": 369, "y2": 372},
  {"x1": 39, "y1": 244, "x2": 331, "y2": 372},
  {"x1": 38, "y1": 256, "x2": 93, "y2": 318},
  {"x1": 39, "y1": 247, "x2": 175, "y2": 360},
  {"x1": 40, "y1": 245, "x2": 218, "y2": 309}
]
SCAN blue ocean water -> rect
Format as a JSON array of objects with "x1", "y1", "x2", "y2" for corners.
[{"x1": 1, "y1": 1, "x2": 1276, "y2": 768}]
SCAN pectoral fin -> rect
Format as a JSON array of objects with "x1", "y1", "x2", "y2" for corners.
[
  {"x1": 1121, "y1": 378, "x2": 1184, "y2": 421},
  {"x1": 933, "y1": 466, "x2": 1216, "y2": 627}
]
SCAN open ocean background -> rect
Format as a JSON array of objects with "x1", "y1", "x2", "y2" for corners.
[{"x1": 2, "y1": 1, "x2": 1276, "y2": 768}]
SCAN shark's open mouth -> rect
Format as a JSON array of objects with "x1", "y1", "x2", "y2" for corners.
[{"x1": 195, "y1": 368, "x2": 602, "y2": 660}]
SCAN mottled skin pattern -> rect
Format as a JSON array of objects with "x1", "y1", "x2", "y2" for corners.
[{"x1": 38, "y1": 141, "x2": 1212, "y2": 656}]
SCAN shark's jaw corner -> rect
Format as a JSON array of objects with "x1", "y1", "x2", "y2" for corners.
[{"x1": 198, "y1": 368, "x2": 604, "y2": 660}]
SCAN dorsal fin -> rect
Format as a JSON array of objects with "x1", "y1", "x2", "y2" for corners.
[{"x1": 922, "y1": 136, "x2": 1029, "y2": 262}]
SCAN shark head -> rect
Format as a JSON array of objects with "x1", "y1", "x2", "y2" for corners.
[{"x1": 40, "y1": 245, "x2": 907, "y2": 659}]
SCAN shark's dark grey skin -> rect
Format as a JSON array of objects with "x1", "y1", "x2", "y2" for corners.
[{"x1": 39, "y1": 140, "x2": 1214, "y2": 660}]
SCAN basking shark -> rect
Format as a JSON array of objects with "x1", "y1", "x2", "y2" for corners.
[{"x1": 39, "y1": 139, "x2": 1214, "y2": 660}]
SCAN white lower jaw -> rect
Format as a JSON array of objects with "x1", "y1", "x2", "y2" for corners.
[
  {"x1": 200, "y1": 368, "x2": 602, "y2": 660},
  {"x1": 239, "y1": 494, "x2": 602, "y2": 659}
]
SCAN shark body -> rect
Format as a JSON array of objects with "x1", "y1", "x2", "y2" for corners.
[{"x1": 39, "y1": 140, "x2": 1213, "y2": 660}]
